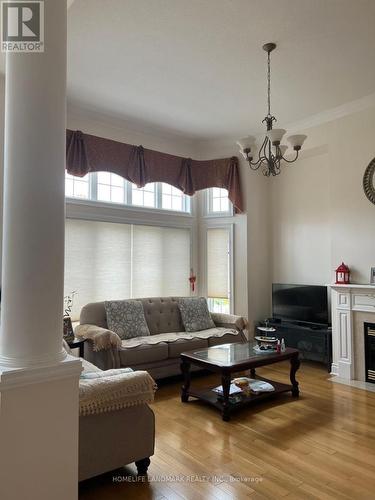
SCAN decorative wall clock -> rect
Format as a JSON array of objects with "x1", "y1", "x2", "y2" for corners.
[{"x1": 363, "y1": 157, "x2": 375, "y2": 205}]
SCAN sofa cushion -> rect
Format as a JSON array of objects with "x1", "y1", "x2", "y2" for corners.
[
  {"x1": 168, "y1": 338, "x2": 208, "y2": 358},
  {"x1": 140, "y1": 297, "x2": 184, "y2": 335},
  {"x1": 177, "y1": 297, "x2": 215, "y2": 332},
  {"x1": 120, "y1": 342, "x2": 168, "y2": 366},
  {"x1": 105, "y1": 300, "x2": 150, "y2": 340}
]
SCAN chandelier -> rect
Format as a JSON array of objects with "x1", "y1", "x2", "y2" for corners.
[{"x1": 236, "y1": 43, "x2": 307, "y2": 177}]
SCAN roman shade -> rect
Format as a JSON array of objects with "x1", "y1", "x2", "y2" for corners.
[
  {"x1": 207, "y1": 228, "x2": 230, "y2": 299},
  {"x1": 66, "y1": 130, "x2": 244, "y2": 213}
]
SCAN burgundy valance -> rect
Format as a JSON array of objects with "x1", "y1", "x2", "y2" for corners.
[{"x1": 66, "y1": 129, "x2": 244, "y2": 213}]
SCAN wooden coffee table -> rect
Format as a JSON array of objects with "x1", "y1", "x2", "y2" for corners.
[{"x1": 180, "y1": 342, "x2": 300, "y2": 421}]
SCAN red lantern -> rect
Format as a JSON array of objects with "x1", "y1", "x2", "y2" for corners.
[{"x1": 335, "y1": 262, "x2": 350, "y2": 284}]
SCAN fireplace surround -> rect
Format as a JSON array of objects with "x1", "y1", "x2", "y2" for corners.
[{"x1": 330, "y1": 284, "x2": 375, "y2": 382}]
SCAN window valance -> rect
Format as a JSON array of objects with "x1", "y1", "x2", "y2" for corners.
[{"x1": 66, "y1": 129, "x2": 244, "y2": 213}]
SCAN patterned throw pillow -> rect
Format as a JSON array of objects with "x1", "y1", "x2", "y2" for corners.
[
  {"x1": 104, "y1": 300, "x2": 150, "y2": 340},
  {"x1": 177, "y1": 297, "x2": 215, "y2": 332}
]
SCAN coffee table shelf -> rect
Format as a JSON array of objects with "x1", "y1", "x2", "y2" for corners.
[{"x1": 187, "y1": 376, "x2": 293, "y2": 415}]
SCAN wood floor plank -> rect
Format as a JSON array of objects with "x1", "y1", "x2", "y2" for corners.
[{"x1": 79, "y1": 361, "x2": 375, "y2": 499}]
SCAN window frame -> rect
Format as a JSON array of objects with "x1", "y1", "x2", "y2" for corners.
[
  {"x1": 204, "y1": 187, "x2": 234, "y2": 217},
  {"x1": 65, "y1": 172, "x2": 193, "y2": 217}
]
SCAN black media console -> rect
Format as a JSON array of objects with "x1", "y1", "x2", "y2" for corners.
[{"x1": 259, "y1": 320, "x2": 332, "y2": 372}]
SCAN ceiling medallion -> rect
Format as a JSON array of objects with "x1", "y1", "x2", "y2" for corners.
[
  {"x1": 363, "y1": 157, "x2": 375, "y2": 205},
  {"x1": 236, "y1": 43, "x2": 307, "y2": 177}
]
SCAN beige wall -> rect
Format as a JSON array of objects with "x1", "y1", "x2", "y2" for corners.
[{"x1": 271, "y1": 105, "x2": 375, "y2": 288}]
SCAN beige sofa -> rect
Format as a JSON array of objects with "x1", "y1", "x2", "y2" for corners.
[
  {"x1": 79, "y1": 395, "x2": 155, "y2": 481},
  {"x1": 76, "y1": 297, "x2": 247, "y2": 378}
]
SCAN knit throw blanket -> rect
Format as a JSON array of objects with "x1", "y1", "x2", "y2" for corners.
[
  {"x1": 75, "y1": 324, "x2": 239, "y2": 352},
  {"x1": 121, "y1": 328, "x2": 238, "y2": 348},
  {"x1": 75, "y1": 324, "x2": 122, "y2": 351},
  {"x1": 79, "y1": 369, "x2": 157, "y2": 416}
]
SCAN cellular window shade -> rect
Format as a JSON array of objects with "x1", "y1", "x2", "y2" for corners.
[
  {"x1": 132, "y1": 225, "x2": 190, "y2": 298},
  {"x1": 207, "y1": 228, "x2": 229, "y2": 299},
  {"x1": 65, "y1": 219, "x2": 132, "y2": 320},
  {"x1": 65, "y1": 220, "x2": 191, "y2": 320}
]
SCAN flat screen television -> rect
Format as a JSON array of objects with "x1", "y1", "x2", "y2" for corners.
[{"x1": 272, "y1": 284, "x2": 330, "y2": 327}]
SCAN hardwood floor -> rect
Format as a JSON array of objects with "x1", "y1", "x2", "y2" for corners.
[{"x1": 79, "y1": 361, "x2": 375, "y2": 499}]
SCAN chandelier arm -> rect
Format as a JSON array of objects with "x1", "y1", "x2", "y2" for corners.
[
  {"x1": 280, "y1": 150, "x2": 300, "y2": 164},
  {"x1": 248, "y1": 160, "x2": 261, "y2": 170},
  {"x1": 259, "y1": 136, "x2": 268, "y2": 160},
  {"x1": 248, "y1": 154, "x2": 267, "y2": 168}
]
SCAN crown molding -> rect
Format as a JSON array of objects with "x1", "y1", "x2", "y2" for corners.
[{"x1": 285, "y1": 92, "x2": 375, "y2": 134}]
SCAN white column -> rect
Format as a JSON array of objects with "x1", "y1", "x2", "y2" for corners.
[
  {"x1": 0, "y1": 0, "x2": 67, "y2": 367},
  {"x1": 0, "y1": 1, "x2": 81, "y2": 499}
]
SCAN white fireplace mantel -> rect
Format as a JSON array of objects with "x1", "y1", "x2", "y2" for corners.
[{"x1": 329, "y1": 283, "x2": 375, "y2": 380}]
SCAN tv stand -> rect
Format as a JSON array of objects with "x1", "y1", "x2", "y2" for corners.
[{"x1": 259, "y1": 320, "x2": 332, "y2": 371}]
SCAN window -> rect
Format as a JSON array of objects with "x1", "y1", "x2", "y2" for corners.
[
  {"x1": 207, "y1": 188, "x2": 232, "y2": 215},
  {"x1": 161, "y1": 183, "x2": 189, "y2": 212},
  {"x1": 65, "y1": 172, "x2": 191, "y2": 213},
  {"x1": 65, "y1": 172, "x2": 90, "y2": 199},
  {"x1": 206, "y1": 227, "x2": 231, "y2": 314},
  {"x1": 131, "y1": 183, "x2": 156, "y2": 208},
  {"x1": 65, "y1": 219, "x2": 191, "y2": 320},
  {"x1": 97, "y1": 172, "x2": 126, "y2": 204}
]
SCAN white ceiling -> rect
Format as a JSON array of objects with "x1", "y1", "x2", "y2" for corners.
[{"x1": 67, "y1": 0, "x2": 375, "y2": 140}]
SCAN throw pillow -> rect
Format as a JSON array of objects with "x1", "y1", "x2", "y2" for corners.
[
  {"x1": 178, "y1": 297, "x2": 215, "y2": 332},
  {"x1": 104, "y1": 300, "x2": 150, "y2": 340}
]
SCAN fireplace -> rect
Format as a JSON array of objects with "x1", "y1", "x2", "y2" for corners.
[{"x1": 364, "y1": 322, "x2": 375, "y2": 383}]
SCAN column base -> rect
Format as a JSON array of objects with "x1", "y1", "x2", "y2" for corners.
[
  {"x1": 337, "y1": 360, "x2": 353, "y2": 380},
  {"x1": 0, "y1": 356, "x2": 82, "y2": 500},
  {"x1": 0, "y1": 346, "x2": 68, "y2": 370}
]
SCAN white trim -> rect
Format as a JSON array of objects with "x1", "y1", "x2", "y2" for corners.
[
  {"x1": 286, "y1": 92, "x2": 375, "y2": 134},
  {"x1": 65, "y1": 194, "x2": 193, "y2": 218},
  {"x1": 66, "y1": 198, "x2": 194, "y2": 222},
  {"x1": 0, "y1": 355, "x2": 82, "y2": 391}
]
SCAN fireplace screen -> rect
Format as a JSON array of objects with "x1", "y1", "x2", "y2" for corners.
[{"x1": 364, "y1": 322, "x2": 375, "y2": 383}]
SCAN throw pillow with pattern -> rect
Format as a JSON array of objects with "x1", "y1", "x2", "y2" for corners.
[
  {"x1": 105, "y1": 300, "x2": 150, "y2": 340},
  {"x1": 177, "y1": 297, "x2": 215, "y2": 332}
]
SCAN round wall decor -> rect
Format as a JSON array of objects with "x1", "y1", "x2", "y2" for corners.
[{"x1": 363, "y1": 157, "x2": 375, "y2": 205}]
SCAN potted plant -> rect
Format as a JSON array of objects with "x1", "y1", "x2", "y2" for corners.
[{"x1": 63, "y1": 291, "x2": 77, "y2": 342}]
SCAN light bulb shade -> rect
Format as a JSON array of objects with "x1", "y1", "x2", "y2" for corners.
[
  {"x1": 266, "y1": 128, "x2": 286, "y2": 145},
  {"x1": 287, "y1": 134, "x2": 307, "y2": 150},
  {"x1": 276, "y1": 145, "x2": 288, "y2": 157},
  {"x1": 236, "y1": 136, "x2": 256, "y2": 151}
]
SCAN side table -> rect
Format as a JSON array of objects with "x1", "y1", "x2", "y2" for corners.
[{"x1": 67, "y1": 337, "x2": 86, "y2": 358}]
